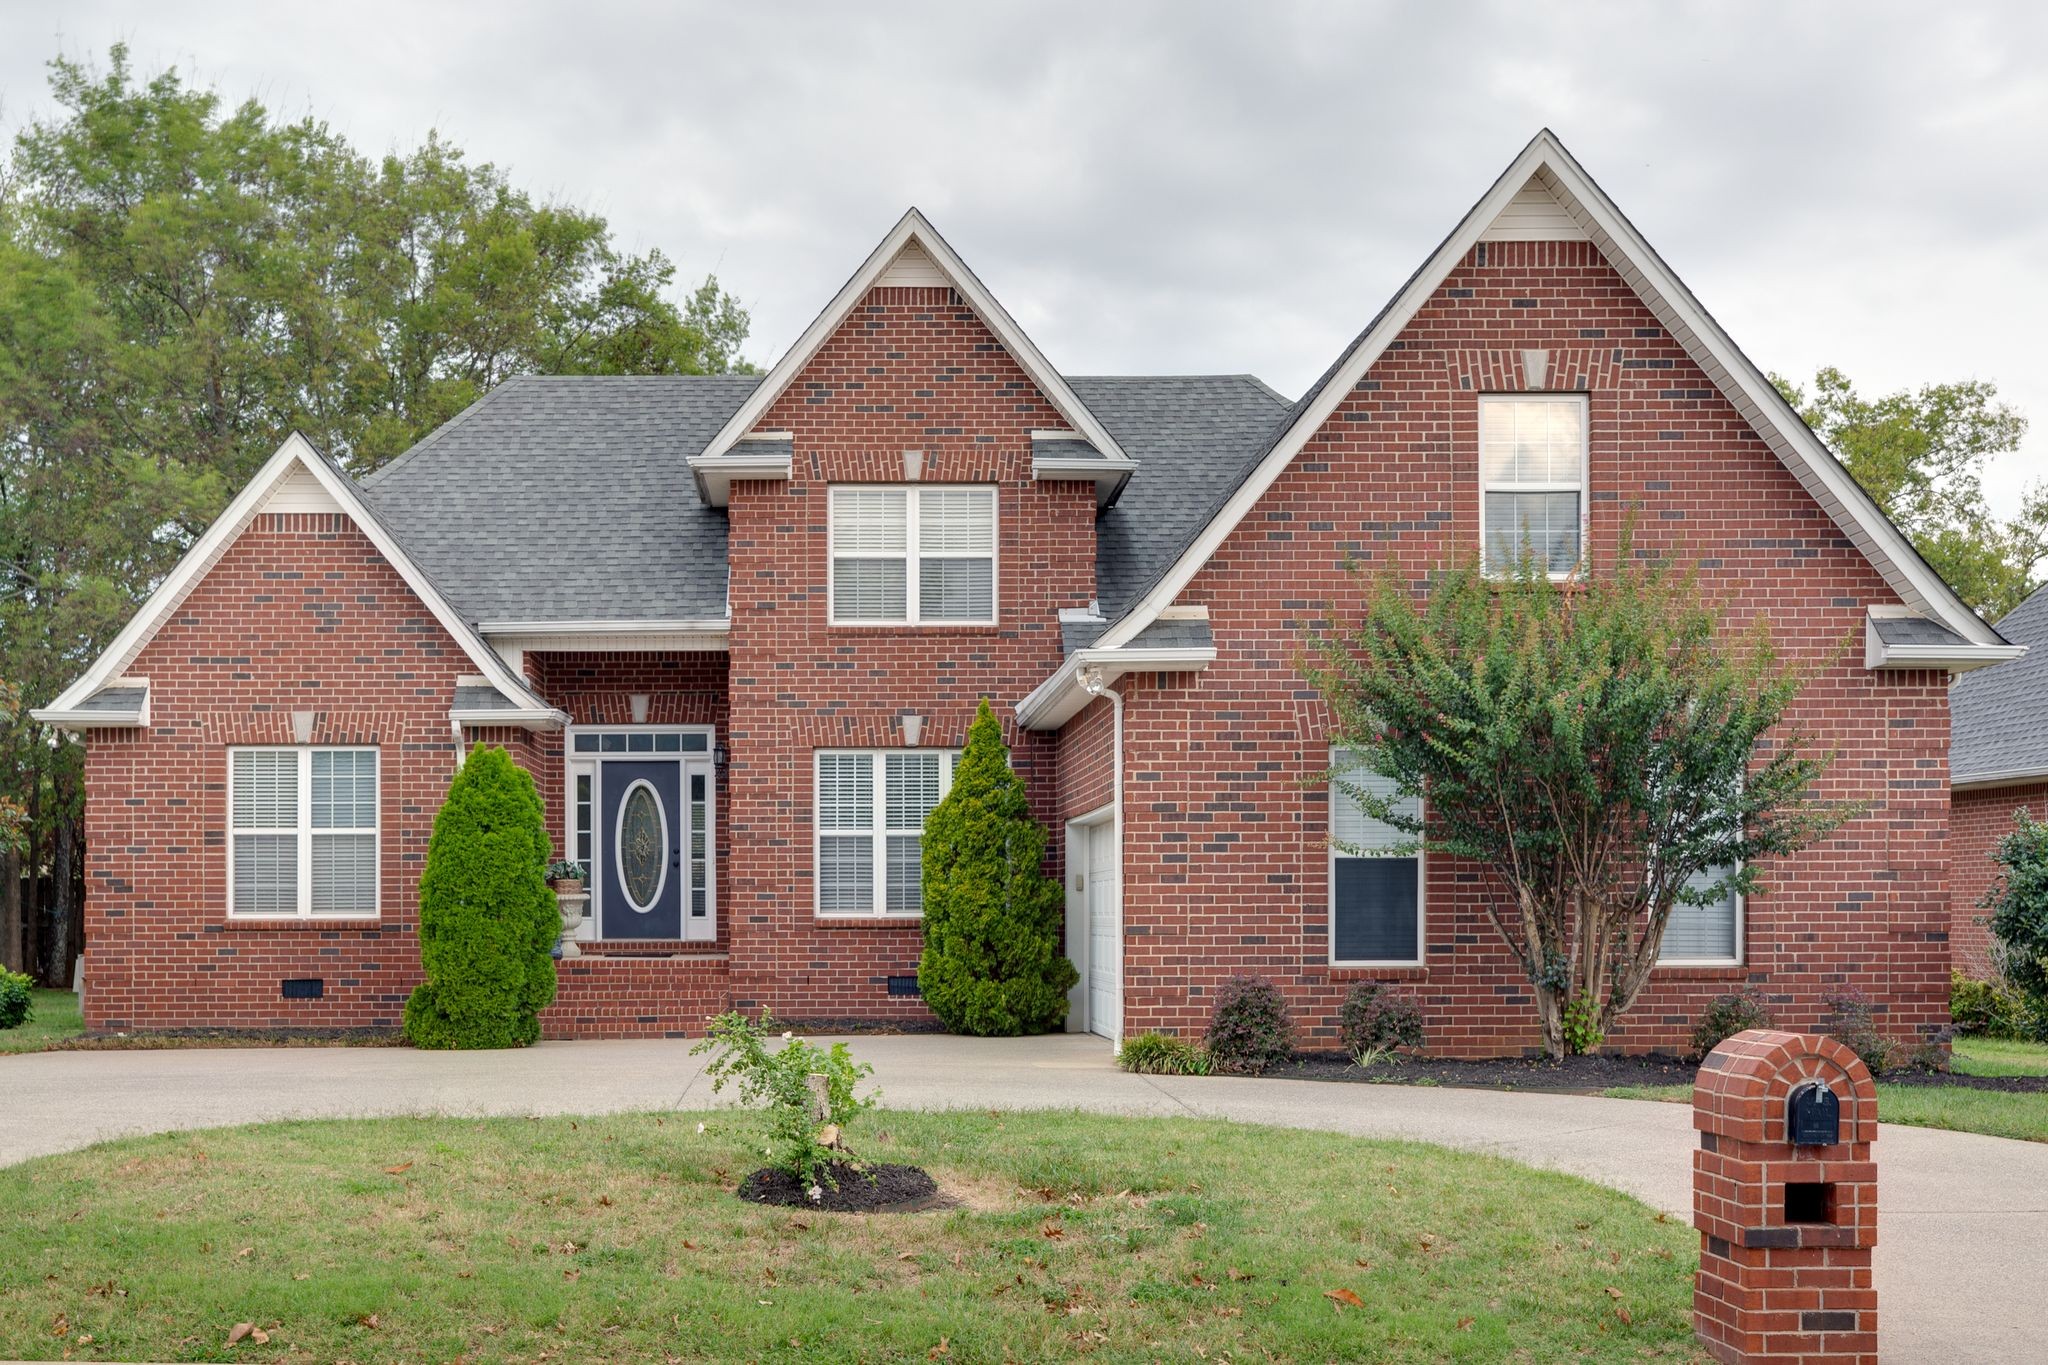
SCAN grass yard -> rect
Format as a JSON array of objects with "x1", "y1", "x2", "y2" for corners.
[
  {"x1": 1950, "y1": 1035, "x2": 2048, "y2": 1078},
  {"x1": 0, "y1": 1111, "x2": 1703, "y2": 1364},
  {"x1": 0, "y1": 988, "x2": 82, "y2": 1054}
]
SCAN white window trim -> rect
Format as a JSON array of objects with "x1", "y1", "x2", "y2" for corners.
[
  {"x1": 1326, "y1": 752, "x2": 1426, "y2": 968},
  {"x1": 813, "y1": 749, "x2": 958, "y2": 919},
  {"x1": 225, "y1": 746, "x2": 380, "y2": 920},
  {"x1": 1478, "y1": 393, "x2": 1589, "y2": 581},
  {"x1": 827, "y1": 485, "x2": 999, "y2": 627},
  {"x1": 1656, "y1": 862, "x2": 1746, "y2": 968}
]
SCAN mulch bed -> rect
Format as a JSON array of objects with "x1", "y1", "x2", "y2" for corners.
[
  {"x1": 1265, "y1": 1052, "x2": 2048, "y2": 1095},
  {"x1": 737, "y1": 1161, "x2": 942, "y2": 1213}
]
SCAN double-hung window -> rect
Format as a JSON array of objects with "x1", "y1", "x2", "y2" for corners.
[
  {"x1": 229, "y1": 747, "x2": 379, "y2": 917},
  {"x1": 1480, "y1": 394, "x2": 1587, "y2": 575},
  {"x1": 1660, "y1": 864, "x2": 1743, "y2": 964},
  {"x1": 816, "y1": 750, "x2": 956, "y2": 916},
  {"x1": 1328, "y1": 749, "x2": 1424, "y2": 965},
  {"x1": 830, "y1": 486, "x2": 996, "y2": 624}
]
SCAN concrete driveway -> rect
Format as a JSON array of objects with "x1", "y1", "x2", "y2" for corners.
[{"x1": 4, "y1": 1033, "x2": 2043, "y2": 1363}]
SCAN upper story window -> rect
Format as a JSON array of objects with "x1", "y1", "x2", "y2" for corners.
[
  {"x1": 829, "y1": 486, "x2": 996, "y2": 625},
  {"x1": 1328, "y1": 749, "x2": 1424, "y2": 966},
  {"x1": 1480, "y1": 394, "x2": 1587, "y2": 576},
  {"x1": 228, "y1": 747, "x2": 379, "y2": 917}
]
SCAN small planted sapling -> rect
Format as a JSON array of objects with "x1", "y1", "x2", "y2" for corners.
[{"x1": 691, "y1": 1009, "x2": 876, "y2": 1194}]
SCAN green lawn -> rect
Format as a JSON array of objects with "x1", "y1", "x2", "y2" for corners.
[
  {"x1": 0, "y1": 988, "x2": 82, "y2": 1054},
  {"x1": 1951, "y1": 1035, "x2": 2048, "y2": 1078},
  {"x1": 0, "y1": 1111, "x2": 1704, "y2": 1363}
]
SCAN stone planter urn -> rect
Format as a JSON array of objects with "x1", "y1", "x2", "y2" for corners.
[{"x1": 551, "y1": 877, "x2": 588, "y2": 959}]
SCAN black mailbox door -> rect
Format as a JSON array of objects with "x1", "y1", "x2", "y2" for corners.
[{"x1": 1786, "y1": 1081, "x2": 1841, "y2": 1146}]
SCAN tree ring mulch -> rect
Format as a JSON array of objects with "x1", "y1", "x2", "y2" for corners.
[{"x1": 737, "y1": 1161, "x2": 942, "y2": 1213}]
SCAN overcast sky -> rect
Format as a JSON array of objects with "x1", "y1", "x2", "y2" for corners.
[{"x1": 3, "y1": 1, "x2": 2042, "y2": 513}]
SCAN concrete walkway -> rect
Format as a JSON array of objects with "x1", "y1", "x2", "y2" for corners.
[{"x1": 4, "y1": 1034, "x2": 2043, "y2": 1362}]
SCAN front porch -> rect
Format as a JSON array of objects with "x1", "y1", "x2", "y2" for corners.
[{"x1": 542, "y1": 945, "x2": 731, "y2": 1040}]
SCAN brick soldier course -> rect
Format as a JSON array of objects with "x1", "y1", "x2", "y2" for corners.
[{"x1": 37, "y1": 131, "x2": 2020, "y2": 1053}]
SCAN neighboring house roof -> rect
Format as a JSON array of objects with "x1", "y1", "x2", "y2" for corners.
[
  {"x1": 1082, "y1": 128, "x2": 2010, "y2": 660},
  {"x1": 1952, "y1": 586, "x2": 2048, "y2": 788},
  {"x1": 350, "y1": 370, "x2": 1289, "y2": 632},
  {"x1": 361, "y1": 374, "x2": 763, "y2": 625},
  {"x1": 35, "y1": 433, "x2": 551, "y2": 728}
]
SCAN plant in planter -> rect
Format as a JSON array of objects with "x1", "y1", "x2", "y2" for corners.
[
  {"x1": 545, "y1": 858, "x2": 587, "y2": 894},
  {"x1": 692, "y1": 1009, "x2": 933, "y2": 1211}
]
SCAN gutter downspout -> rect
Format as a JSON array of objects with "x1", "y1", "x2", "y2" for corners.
[{"x1": 1078, "y1": 665, "x2": 1122, "y2": 1048}]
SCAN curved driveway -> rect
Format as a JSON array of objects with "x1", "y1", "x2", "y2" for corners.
[{"x1": 5, "y1": 1033, "x2": 2042, "y2": 1363}]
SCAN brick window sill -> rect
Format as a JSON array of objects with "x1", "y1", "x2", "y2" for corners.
[
  {"x1": 1651, "y1": 963, "x2": 1751, "y2": 982},
  {"x1": 219, "y1": 917, "x2": 387, "y2": 933},
  {"x1": 812, "y1": 915, "x2": 925, "y2": 927},
  {"x1": 1315, "y1": 965, "x2": 1430, "y2": 983}
]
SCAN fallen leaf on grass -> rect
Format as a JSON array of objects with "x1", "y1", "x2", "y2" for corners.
[
  {"x1": 1456, "y1": 1316, "x2": 1474, "y2": 1331},
  {"x1": 234, "y1": 1246, "x2": 252, "y2": 1258},
  {"x1": 359, "y1": 1313, "x2": 380, "y2": 1330},
  {"x1": 681, "y1": 1240, "x2": 698, "y2": 1251},
  {"x1": 564, "y1": 1269, "x2": 581, "y2": 1282},
  {"x1": 383, "y1": 1162, "x2": 412, "y2": 1175},
  {"x1": 1040, "y1": 1220, "x2": 1065, "y2": 1240},
  {"x1": 1604, "y1": 1286, "x2": 1623, "y2": 1299},
  {"x1": 897, "y1": 1252, "x2": 918, "y2": 1262},
  {"x1": 928, "y1": 1337, "x2": 950, "y2": 1359},
  {"x1": 251, "y1": 1327, "x2": 270, "y2": 1344},
  {"x1": 227, "y1": 1322, "x2": 253, "y2": 1345},
  {"x1": 1616, "y1": 1306, "x2": 1633, "y2": 1325},
  {"x1": 1227, "y1": 1267, "x2": 1253, "y2": 1282},
  {"x1": 1323, "y1": 1288, "x2": 1365, "y2": 1310},
  {"x1": 1354, "y1": 1258, "x2": 1373, "y2": 1270}
]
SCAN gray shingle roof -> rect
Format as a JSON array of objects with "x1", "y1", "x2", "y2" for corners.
[
  {"x1": 1032, "y1": 434, "x2": 1109, "y2": 461},
  {"x1": 452, "y1": 684, "x2": 524, "y2": 712},
  {"x1": 75, "y1": 686, "x2": 147, "y2": 713},
  {"x1": 356, "y1": 370, "x2": 1288, "y2": 633},
  {"x1": 360, "y1": 374, "x2": 763, "y2": 623},
  {"x1": 1873, "y1": 615, "x2": 1971, "y2": 647},
  {"x1": 1952, "y1": 586, "x2": 2048, "y2": 785}
]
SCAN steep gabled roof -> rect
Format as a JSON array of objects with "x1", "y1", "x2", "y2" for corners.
[
  {"x1": 693, "y1": 209, "x2": 1132, "y2": 475},
  {"x1": 1952, "y1": 585, "x2": 2048, "y2": 787},
  {"x1": 1087, "y1": 129, "x2": 2008, "y2": 657},
  {"x1": 36, "y1": 433, "x2": 545, "y2": 725}
]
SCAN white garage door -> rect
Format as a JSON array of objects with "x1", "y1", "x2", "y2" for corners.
[{"x1": 1086, "y1": 819, "x2": 1120, "y2": 1041}]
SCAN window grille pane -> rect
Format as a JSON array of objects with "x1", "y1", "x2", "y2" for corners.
[
  {"x1": 232, "y1": 750, "x2": 297, "y2": 830},
  {"x1": 312, "y1": 750, "x2": 376, "y2": 829},
  {"x1": 817, "y1": 754, "x2": 873, "y2": 831},
  {"x1": 1329, "y1": 752, "x2": 1417, "y2": 852},
  {"x1": 1333, "y1": 857, "x2": 1420, "y2": 962},
  {"x1": 819, "y1": 835, "x2": 874, "y2": 913},
  {"x1": 919, "y1": 558, "x2": 993, "y2": 620},
  {"x1": 833, "y1": 559, "x2": 909, "y2": 620},
  {"x1": 575, "y1": 773, "x2": 593, "y2": 863},
  {"x1": 886, "y1": 834, "x2": 923, "y2": 913},
  {"x1": 885, "y1": 752, "x2": 942, "y2": 830},
  {"x1": 233, "y1": 834, "x2": 298, "y2": 914},
  {"x1": 918, "y1": 489, "x2": 994, "y2": 554},
  {"x1": 311, "y1": 834, "x2": 377, "y2": 914},
  {"x1": 1483, "y1": 491, "x2": 1580, "y2": 574},
  {"x1": 831, "y1": 489, "x2": 907, "y2": 553},
  {"x1": 1662, "y1": 868, "x2": 1740, "y2": 960},
  {"x1": 1481, "y1": 397, "x2": 1584, "y2": 485}
]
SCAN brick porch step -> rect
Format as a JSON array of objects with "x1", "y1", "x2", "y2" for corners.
[{"x1": 542, "y1": 950, "x2": 731, "y2": 1040}]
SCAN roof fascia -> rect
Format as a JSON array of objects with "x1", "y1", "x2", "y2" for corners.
[
  {"x1": 1954, "y1": 768, "x2": 2048, "y2": 793},
  {"x1": 1015, "y1": 645, "x2": 1217, "y2": 731},
  {"x1": 696, "y1": 209, "x2": 1130, "y2": 466}
]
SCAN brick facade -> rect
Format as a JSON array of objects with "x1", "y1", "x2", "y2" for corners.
[
  {"x1": 73, "y1": 243, "x2": 1961, "y2": 1055},
  {"x1": 1949, "y1": 781, "x2": 2047, "y2": 977},
  {"x1": 1110, "y1": 242, "x2": 1952, "y2": 1056}
]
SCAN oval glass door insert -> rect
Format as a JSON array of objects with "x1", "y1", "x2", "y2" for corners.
[{"x1": 616, "y1": 779, "x2": 667, "y2": 912}]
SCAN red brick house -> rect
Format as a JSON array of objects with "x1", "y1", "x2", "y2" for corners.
[
  {"x1": 1948, "y1": 585, "x2": 2048, "y2": 976},
  {"x1": 36, "y1": 131, "x2": 2020, "y2": 1055}
]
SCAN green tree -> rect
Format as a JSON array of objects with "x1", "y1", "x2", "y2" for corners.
[
  {"x1": 1777, "y1": 367, "x2": 2041, "y2": 618},
  {"x1": 0, "y1": 45, "x2": 751, "y2": 976},
  {"x1": 404, "y1": 746, "x2": 559, "y2": 1049},
  {"x1": 1303, "y1": 543, "x2": 1852, "y2": 1059},
  {"x1": 1986, "y1": 810, "x2": 2048, "y2": 1036},
  {"x1": 918, "y1": 699, "x2": 1078, "y2": 1035}
]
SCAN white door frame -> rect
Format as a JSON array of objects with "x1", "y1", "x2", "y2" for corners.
[
  {"x1": 1064, "y1": 803, "x2": 1119, "y2": 1046},
  {"x1": 563, "y1": 724, "x2": 717, "y2": 942}
]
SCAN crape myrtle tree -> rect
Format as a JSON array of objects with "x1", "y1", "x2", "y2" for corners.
[
  {"x1": 404, "y1": 745, "x2": 559, "y2": 1049},
  {"x1": 1303, "y1": 538, "x2": 1852, "y2": 1059},
  {"x1": 918, "y1": 699, "x2": 1078, "y2": 1035},
  {"x1": 1986, "y1": 810, "x2": 2048, "y2": 1033}
]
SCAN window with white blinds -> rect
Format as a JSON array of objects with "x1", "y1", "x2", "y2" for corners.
[
  {"x1": 815, "y1": 750, "x2": 956, "y2": 915},
  {"x1": 1329, "y1": 749, "x2": 1424, "y2": 965},
  {"x1": 1480, "y1": 395, "x2": 1587, "y2": 576},
  {"x1": 1660, "y1": 865, "x2": 1743, "y2": 964},
  {"x1": 829, "y1": 486, "x2": 996, "y2": 624},
  {"x1": 229, "y1": 747, "x2": 379, "y2": 917}
]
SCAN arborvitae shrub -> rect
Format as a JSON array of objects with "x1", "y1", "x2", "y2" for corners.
[
  {"x1": 918, "y1": 699, "x2": 1077, "y2": 1035},
  {"x1": 403, "y1": 745, "x2": 558, "y2": 1049},
  {"x1": 1204, "y1": 975, "x2": 1295, "y2": 1075}
]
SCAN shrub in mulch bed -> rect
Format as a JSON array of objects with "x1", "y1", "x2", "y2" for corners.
[{"x1": 737, "y1": 1161, "x2": 941, "y2": 1213}]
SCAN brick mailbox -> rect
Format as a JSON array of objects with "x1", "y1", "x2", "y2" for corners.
[{"x1": 1692, "y1": 1028, "x2": 1878, "y2": 1365}]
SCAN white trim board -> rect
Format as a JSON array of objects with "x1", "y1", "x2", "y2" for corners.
[
  {"x1": 37, "y1": 433, "x2": 541, "y2": 720},
  {"x1": 1088, "y1": 129, "x2": 2002, "y2": 659},
  {"x1": 696, "y1": 208, "x2": 1133, "y2": 470}
]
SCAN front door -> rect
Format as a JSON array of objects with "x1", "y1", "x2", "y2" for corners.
[
  {"x1": 1086, "y1": 819, "x2": 1121, "y2": 1042},
  {"x1": 599, "y1": 760, "x2": 682, "y2": 940}
]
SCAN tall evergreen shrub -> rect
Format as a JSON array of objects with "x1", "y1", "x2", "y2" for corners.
[
  {"x1": 918, "y1": 699, "x2": 1078, "y2": 1035},
  {"x1": 403, "y1": 745, "x2": 558, "y2": 1049}
]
